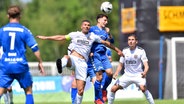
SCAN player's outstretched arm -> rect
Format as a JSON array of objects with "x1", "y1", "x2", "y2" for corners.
[
  {"x1": 36, "y1": 35, "x2": 66, "y2": 41},
  {"x1": 101, "y1": 40, "x2": 123, "y2": 56}
]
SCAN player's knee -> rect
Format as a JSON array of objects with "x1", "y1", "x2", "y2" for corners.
[
  {"x1": 105, "y1": 69, "x2": 113, "y2": 76},
  {"x1": 78, "y1": 89, "x2": 84, "y2": 96},
  {"x1": 111, "y1": 85, "x2": 118, "y2": 93},
  {"x1": 140, "y1": 86, "x2": 146, "y2": 92}
]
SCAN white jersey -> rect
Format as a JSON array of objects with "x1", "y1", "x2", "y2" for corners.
[
  {"x1": 68, "y1": 31, "x2": 101, "y2": 61},
  {"x1": 67, "y1": 42, "x2": 74, "y2": 55},
  {"x1": 119, "y1": 46, "x2": 148, "y2": 76}
]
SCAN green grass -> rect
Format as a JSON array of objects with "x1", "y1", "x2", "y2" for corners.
[
  {"x1": 3, "y1": 99, "x2": 184, "y2": 104},
  {"x1": 2, "y1": 77, "x2": 182, "y2": 104},
  {"x1": 1, "y1": 90, "x2": 184, "y2": 104}
]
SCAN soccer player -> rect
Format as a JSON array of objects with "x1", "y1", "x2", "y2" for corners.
[
  {"x1": 68, "y1": 43, "x2": 96, "y2": 104},
  {"x1": 36, "y1": 19, "x2": 123, "y2": 104},
  {"x1": 0, "y1": 5, "x2": 45, "y2": 104},
  {"x1": 108, "y1": 34, "x2": 155, "y2": 104},
  {"x1": 89, "y1": 14, "x2": 115, "y2": 103},
  {"x1": 0, "y1": 46, "x2": 14, "y2": 104}
]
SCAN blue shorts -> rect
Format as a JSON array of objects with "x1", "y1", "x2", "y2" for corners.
[
  {"x1": 87, "y1": 58, "x2": 96, "y2": 80},
  {"x1": 0, "y1": 71, "x2": 33, "y2": 89},
  {"x1": 91, "y1": 52, "x2": 112, "y2": 72}
]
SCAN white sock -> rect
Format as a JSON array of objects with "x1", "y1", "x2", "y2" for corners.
[
  {"x1": 74, "y1": 93, "x2": 83, "y2": 104},
  {"x1": 61, "y1": 57, "x2": 68, "y2": 68},
  {"x1": 108, "y1": 91, "x2": 115, "y2": 104},
  {"x1": 3, "y1": 93, "x2": 10, "y2": 104},
  {"x1": 144, "y1": 90, "x2": 155, "y2": 104},
  {"x1": 8, "y1": 91, "x2": 13, "y2": 103}
]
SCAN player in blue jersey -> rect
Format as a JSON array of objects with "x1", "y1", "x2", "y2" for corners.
[
  {"x1": 89, "y1": 14, "x2": 115, "y2": 104},
  {"x1": 37, "y1": 20, "x2": 123, "y2": 104},
  {"x1": 0, "y1": 5, "x2": 45, "y2": 104},
  {"x1": 0, "y1": 47, "x2": 14, "y2": 104}
]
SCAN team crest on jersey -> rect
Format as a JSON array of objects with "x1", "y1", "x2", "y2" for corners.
[{"x1": 134, "y1": 55, "x2": 138, "y2": 59}]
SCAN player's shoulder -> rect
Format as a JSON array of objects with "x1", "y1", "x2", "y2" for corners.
[
  {"x1": 90, "y1": 25, "x2": 97, "y2": 29},
  {"x1": 123, "y1": 46, "x2": 129, "y2": 50},
  {"x1": 68, "y1": 31, "x2": 80, "y2": 36},
  {"x1": 137, "y1": 46, "x2": 144, "y2": 50},
  {"x1": 90, "y1": 25, "x2": 99, "y2": 32}
]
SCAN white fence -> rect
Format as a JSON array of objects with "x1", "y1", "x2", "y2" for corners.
[{"x1": 29, "y1": 61, "x2": 119, "y2": 76}]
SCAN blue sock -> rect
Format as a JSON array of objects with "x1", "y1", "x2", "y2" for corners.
[
  {"x1": 101, "y1": 72, "x2": 106, "y2": 90},
  {"x1": 94, "y1": 80, "x2": 103, "y2": 101},
  {"x1": 102, "y1": 73, "x2": 112, "y2": 90},
  {"x1": 71, "y1": 88, "x2": 77, "y2": 104},
  {"x1": 26, "y1": 94, "x2": 34, "y2": 104}
]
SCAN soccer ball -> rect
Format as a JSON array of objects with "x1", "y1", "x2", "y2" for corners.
[{"x1": 100, "y1": 1, "x2": 113, "y2": 14}]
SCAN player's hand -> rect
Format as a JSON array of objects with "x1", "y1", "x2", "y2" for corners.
[
  {"x1": 89, "y1": 52, "x2": 94, "y2": 57},
  {"x1": 141, "y1": 72, "x2": 146, "y2": 78},
  {"x1": 105, "y1": 27, "x2": 110, "y2": 33},
  {"x1": 117, "y1": 50, "x2": 124, "y2": 57},
  {"x1": 113, "y1": 73, "x2": 118, "y2": 80},
  {"x1": 38, "y1": 63, "x2": 45, "y2": 76}
]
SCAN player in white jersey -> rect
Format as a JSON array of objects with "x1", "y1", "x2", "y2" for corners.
[
  {"x1": 36, "y1": 20, "x2": 123, "y2": 104},
  {"x1": 108, "y1": 34, "x2": 155, "y2": 104}
]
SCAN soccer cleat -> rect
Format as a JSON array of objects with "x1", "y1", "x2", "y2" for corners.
[
  {"x1": 102, "y1": 90, "x2": 107, "y2": 102},
  {"x1": 56, "y1": 59, "x2": 62, "y2": 74},
  {"x1": 94, "y1": 99, "x2": 104, "y2": 104}
]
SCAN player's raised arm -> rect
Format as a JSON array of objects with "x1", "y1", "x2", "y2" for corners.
[
  {"x1": 36, "y1": 35, "x2": 67, "y2": 41},
  {"x1": 101, "y1": 40, "x2": 123, "y2": 56}
]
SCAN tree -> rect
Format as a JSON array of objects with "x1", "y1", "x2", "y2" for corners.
[{"x1": 0, "y1": 0, "x2": 120, "y2": 61}]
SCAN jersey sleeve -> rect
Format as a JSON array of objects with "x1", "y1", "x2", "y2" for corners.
[
  {"x1": 141, "y1": 49, "x2": 148, "y2": 62},
  {"x1": 24, "y1": 29, "x2": 39, "y2": 52},
  {"x1": 119, "y1": 50, "x2": 124, "y2": 64},
  {"x1": 92, "y1": 33, "x2": 102, "y2": 43},
  {"x1": 67, "y1": 32, "x2": 76, "y2": 40},
  {"x1": 119, "y1": 56, "x2": 124, "y2": 64}
]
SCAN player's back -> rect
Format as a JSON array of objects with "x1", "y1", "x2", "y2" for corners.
[{"x1": 0, "y1": 23, "x2": 37, "y2": 74}]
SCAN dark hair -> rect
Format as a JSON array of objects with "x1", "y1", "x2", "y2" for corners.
[
  {"x1": 96, "y1": 14, "x2": 108, "y2": 21},
  {"x1": 7, "y1": 5, "x2": 21, "y2": 18},
  {"x1": 128, "y1": 34, "x2": 138, "y2": 40},
  {"x1": 82, "y1": 19, "x2": 91, "y2": 24}
]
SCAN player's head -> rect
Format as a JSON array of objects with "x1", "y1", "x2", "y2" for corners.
[
  {"x1": 7, "y1": 5, "x2": 22, "y2": 19},
  {"x1": 81, "y1": 20, "x2": 91, "y2": 34},
  {"x1": 96, "y1": 14, "x2": 108, "y2": 28},
  {"x1": 127, "y1": 34, "x2": 138, "y2": 49}
]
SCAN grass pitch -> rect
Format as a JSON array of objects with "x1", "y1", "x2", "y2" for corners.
[{"x1": 1, "y1": 92, "x2": 184, "y2": 104}]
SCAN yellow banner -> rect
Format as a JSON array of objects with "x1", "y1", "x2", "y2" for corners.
[
  {"x1": 121, "y1": 8, "x2": 136, "y2": 34},
  {"x1": 158, "y1": 6, "x2": 184, "y2": 32}
]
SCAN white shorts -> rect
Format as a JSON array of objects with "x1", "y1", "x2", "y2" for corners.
[
  {"x1": 116, "y1": 73, "x2": 146, "y2": 88},
  {"x1": 69, "y1": 55, "x2": 87, "y2": 81}
]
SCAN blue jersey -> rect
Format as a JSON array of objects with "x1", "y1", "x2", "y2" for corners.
[
  {"x1": 0, "y1": 23, "x2": 38, "y2": 74},
  {"x1": 88, "y1": 26, "x2": 113, "y2": 72},
  {"x1": 106, "y1": 47, "x2": 112, "y2": 57},
  {"x1": 89, "y1": 26, "x2": 109, "y2": 53}
]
